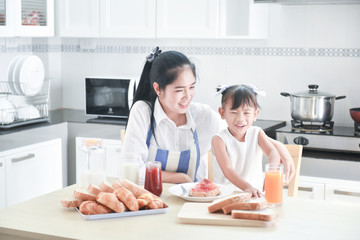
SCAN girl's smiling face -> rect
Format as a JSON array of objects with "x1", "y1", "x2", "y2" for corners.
[
  {"x1": 219, "y1": 100, "x2": 259, "y2": 142},
  {"x1": 154, "y1": 66, "x2": 196, "y2": 122}
]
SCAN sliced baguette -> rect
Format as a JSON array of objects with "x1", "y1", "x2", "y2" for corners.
[
  {"x1": 222, "y1": 197, "x2": 267, "y2": 214},
  {"x1": 208, "y1": 192, "x2": 251, "y2": 213},
  {"x1": 61, "y1": 197, "x2": 83, "y2": 208},
  {"x1": 100, "y1": 180, "x2": 115, "y2": 193},
  {"x1": 231, "y1": 208, "x2": 277, "y2": 222},
  {"x1": 88, "y1": 183, "x2": 101, "y2": 196},
  {"x1": 74, "y1": 188, "x2": 97, "y2": 201},
  {"x1": 112, "y1": 180, "x2": 123, "y2": 189}
]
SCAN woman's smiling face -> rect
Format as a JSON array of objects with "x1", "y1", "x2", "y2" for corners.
[{"x1": 155, "y1": 66, "x2": 196, "y2": 120}]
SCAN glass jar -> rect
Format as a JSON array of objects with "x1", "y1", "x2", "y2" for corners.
[
  {"x1": 144, "y1": 161, "x2": 162, "y2": 196},
  {"x1": 79, "y1": 139, "x2": 106, "y2": 187}
]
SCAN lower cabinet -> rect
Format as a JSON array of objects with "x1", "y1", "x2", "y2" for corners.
[
  {"x1": 0, "y1": 159, "x2": 6, "y2": 209},
  {"x1": 290, "y1": 176, "x2": 360, "y2": 203},
  {"x1": 75, "y1": 137, "x2": 122, "y2": 184},
  {"x1": 1, "y1": 138, "x2": 62, "y2": 208},
  {"x1": 325, "y1": 180, "x2": 360, "y2": 203},
  {"x1": 296, "y1": 181, "x2": 325, "y2": 200}
]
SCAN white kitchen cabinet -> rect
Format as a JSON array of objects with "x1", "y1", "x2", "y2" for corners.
[
  {"x1": 0, "y1": 0, "x2": 54, "y2": 37},
  {"x1": 56, "y1": 0, "x2": 99, "y2": 37},
  {"x1": 157, "y1": 0, "x2": 268, "y2": 39},
  {"x1": 0, "y1": 0, "x2": 12, "y2": 36},
  {"x1": 219, "y1": 0, "x2": 269, "y2": 39},
  {"x1": 0, "y1": 158, "x2": 6, "y2": 208},
  {"x1": 100, "y1": 0, "x2": 156, "y2": 38},
  {"x1": 4, "y1": 138, "x2": 62, "y2": 207},
  {"x1": 284, "y1": 180, "x2": 325, "y2": 200},
  {"x1": 56, "y1": 0, "x2": 156, "y2": 38},
  {"x1": 325, "y1": 180, "x2": 360, "y2": 204},
  {"x1": 156, "y1": 0, "x2": 219, "y2": 38},
  {"x1": 75, "y1": 137, "x2": 122, "y2": 184},
  {"x1": 296, "y1": 181, "x2": 325, "y2": 200}
]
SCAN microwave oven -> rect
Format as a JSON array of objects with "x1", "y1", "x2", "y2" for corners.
[{"x1": 85, "y1": 76, "x2": 136, "y2": 123}]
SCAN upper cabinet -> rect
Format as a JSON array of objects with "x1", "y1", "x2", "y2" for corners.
[
  {"x1": 156, "y1": 0, "x2": 219, "y2": 38},
  {"x1": 56, "y1": 0, "x2": 99, "y2": 37},
  {"x1": 56, "y1": 0, "x2": 269, "y2": 39},
  {"x1": 0, "y1": 0, "x2": 54, "y2": 37},
  {"x1": 56, "y1": 0, "x2": 156, "y2": 38},
  {"x1": 219, "y1": 0, "x2": 269, "y2": 39},
  {"x1": 100, "y1": 0, "x2": 156, "y2": 38}
]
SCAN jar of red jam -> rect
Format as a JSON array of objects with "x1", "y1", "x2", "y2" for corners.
[{"x1": 144, "y1": 161, "x2": 162, "y2": 196}]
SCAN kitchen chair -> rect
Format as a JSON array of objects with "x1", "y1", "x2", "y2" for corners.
[
  {"x1": 207, "y1": 144, "x2": 303, "y2": 197},
  {"x1": 121, "y1": 129, "x2": 126, "y2": 144},
  {"x1": 285, "y1": 144, "x2": 303, "y2": 197}
]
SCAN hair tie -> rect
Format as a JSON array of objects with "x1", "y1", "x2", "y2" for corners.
[
  {"x1": 214, "y1": 85, "x2": 230, "y2": 97},
  {"x1": 243, "y1": 84, "x2": 266, "y2": 97},
  {"x1": 146, "y1": 46, "x2": 162, "y2": 63}
]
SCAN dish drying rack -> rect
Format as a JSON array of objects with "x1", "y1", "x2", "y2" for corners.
[{"x1": 0, "y1": 78, "x2": 51, "y2": 129}]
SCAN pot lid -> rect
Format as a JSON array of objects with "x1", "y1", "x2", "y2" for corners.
[{"x1": 292, "y1": 85, "x2": 336, "y2": 98}]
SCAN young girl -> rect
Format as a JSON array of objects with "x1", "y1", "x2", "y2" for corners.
[{"x1": 212, "y1": 85, "x2": 281, "y2": 197}]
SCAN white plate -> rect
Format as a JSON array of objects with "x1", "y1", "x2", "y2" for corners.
[
  {"x1": 18, "y1": 55, "x2": 45, "y2": 96},
  {"x1": 168, "y1": 182, "x2": 233, "y2": 202},
  {"x1": 75, "y1": 207, "x2": 169, "y2": 220},
  {"x1": 7, "y1": 55, "x2": 25, "y2": 95},
  {"x1": 0, "y1": 99, "x2": 16, "y2": 124},
  {"x1": 13, "y1": 55, "x2": 28, "y2": 95},
  {"x1": 15, "y1": 104, "x2": 41, "y2": 120}
]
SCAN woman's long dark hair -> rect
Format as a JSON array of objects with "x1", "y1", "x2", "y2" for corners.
[{"x1": 131, "y1": 48, "x2": 196, "y2": 141}]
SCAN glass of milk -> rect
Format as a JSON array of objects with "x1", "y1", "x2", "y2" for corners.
[
  {"x1": 120, "y1": 153, "x2": 140, "y2": 185},
  {"x1": 79, "y1": 139, "x2": 106, "y2": 187}
]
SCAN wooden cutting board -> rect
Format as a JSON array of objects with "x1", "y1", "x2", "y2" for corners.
[{"x1": 177, "y1": 202, "x2": 276, "y2": 227}]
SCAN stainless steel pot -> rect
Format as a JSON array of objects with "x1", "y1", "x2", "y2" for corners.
[{"x1": 281, "y1": 85, "x2": 346, "y2": 122}]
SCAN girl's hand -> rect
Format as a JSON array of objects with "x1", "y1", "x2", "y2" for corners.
[
  {"x1": 281, "y1": 156, "x2": 295, "y2": 184},
  {"x1": 244, "y1": 187, "x2": 262, "y2": 198}
]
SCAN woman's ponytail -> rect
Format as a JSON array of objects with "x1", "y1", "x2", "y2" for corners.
[{"x1": 132, "y1": 61, "x2": 153, "y2": 105}]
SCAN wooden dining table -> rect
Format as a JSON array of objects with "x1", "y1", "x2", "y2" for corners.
[{"x1": 0, "y1": 182, "x2": 359, "y2": 240}]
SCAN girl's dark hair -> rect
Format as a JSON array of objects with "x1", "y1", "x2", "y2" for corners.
[
  {"x1": 217, "y1": 85, "x2": 260, "y2": 110},
  {"x1": 130, "y1": 48, "x2": 196, "y2": 140}
]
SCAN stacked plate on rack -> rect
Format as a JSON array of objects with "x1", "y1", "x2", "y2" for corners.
[{"x1": 7, "y1": 55, "x2": 45, "y2": 96}]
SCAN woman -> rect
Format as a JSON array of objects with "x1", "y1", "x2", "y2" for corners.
[{"x1": 121, "y1": 47, "x2": 294, "y2": 184}]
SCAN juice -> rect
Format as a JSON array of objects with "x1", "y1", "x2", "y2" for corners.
[
  {"x1": 265, "y1": 164, "x2": 283, "y2": 205},
  {"x1": 144, "y1": 162, "x2": 162, "y2": 196}
]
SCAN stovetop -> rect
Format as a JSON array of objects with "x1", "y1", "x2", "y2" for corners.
[{"x1": 276, "y1": 124, "x2": 360, "y2": 138}]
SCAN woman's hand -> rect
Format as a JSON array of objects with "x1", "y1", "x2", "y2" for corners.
[{"x1": 161, "y1": 171, "x2": 192, "y2": 184}]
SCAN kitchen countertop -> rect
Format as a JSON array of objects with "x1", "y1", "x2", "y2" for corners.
[
  {"x1": 0, "y1": 109, "x2": 286, "y2": 135},
  {"x1": 0, "y1": 182, "x2": 359, "y2": 240}
]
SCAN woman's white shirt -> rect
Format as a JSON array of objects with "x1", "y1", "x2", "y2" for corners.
[{"x1": 122, "y1": 99, "x2": 221, "y2": 183}]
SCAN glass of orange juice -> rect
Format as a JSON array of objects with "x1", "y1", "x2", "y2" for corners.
[{"x1": 265, "y1": 163, "x2": 283, "y2": 206}]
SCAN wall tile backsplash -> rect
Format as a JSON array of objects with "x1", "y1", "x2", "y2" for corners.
[{"x1": 2, "y1": 44, "x2": 359, "y2": 57}]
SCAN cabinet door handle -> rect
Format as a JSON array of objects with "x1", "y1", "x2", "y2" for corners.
[
  {"x1": 11, "y1": 153, "x2": 35, "y2": 163},
  {"x1": 334, "y1": 189, "x2": 360, "y2": 198},
  {"x1": 0, "y1": 162, "x2": 2, "y2": 167}
]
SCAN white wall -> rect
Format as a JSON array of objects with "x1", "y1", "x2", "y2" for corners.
[{"x1": 1, "y1": 4, "x2": 359, "y2": 126}]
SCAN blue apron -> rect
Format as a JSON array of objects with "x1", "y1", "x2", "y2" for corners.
[{"x1": 146, "y1": 125, "x2": 201, "y2": 182}]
